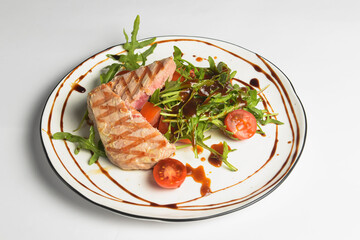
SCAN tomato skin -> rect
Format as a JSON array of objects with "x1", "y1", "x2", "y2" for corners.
[
  {"x1": 172, "y1": 70, "x2": 195, "y2": 82},
  {"x1": 224, "y1": 109, "x2": 257, "y2": 140},
  {"x1": 157, "y1": 116, "x2": 169, "y2": 134},
  {"x1": 172, "y1": 71, "x2": 184, "y2": 81},
  {"x1": 153, "y1": 158, "x2": 187, "y2": 189},
  {"x1": 176, "y1": 139, "x2": 191, "y2": 144},
  {"x1": 140, "y1": 102, "x2": 161, "y2": 126}
]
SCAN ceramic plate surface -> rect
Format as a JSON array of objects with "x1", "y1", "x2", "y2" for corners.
[{"x1": 40, "y1": 36, "x2": 306, "y2": 221}]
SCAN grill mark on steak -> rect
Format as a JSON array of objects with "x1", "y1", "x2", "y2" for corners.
[
  {"x1": 112, "y1": 120, "x2": 149, "y2": 129},
  {"x1": 108, "y1": 139, "x2": 168, "y2": 164},
  {"x1": 95, "y1": 99, "x2": 162, "y2": 157},
  {"x1": 124, "y1": 140, "x2": 168, "y2": 163},
  {"x1": 128, "y1": 60, "x2": 165, "y2": 101},
  {"x1": 106, "y1": 124, "x2": 151, "y2": 145},
  {"x1": 96, "y1": 105, "x2": 122, "y2": 120},
  {"x1": 131, "y1": 67, "x2": 148, "y2": 97},
  {"x1": 156, "y1": 59, "x2": 165, "y2": 72},
  {"x1": 115, "y1": 72, "x2": 134, "y2": 102},
  {"x1": 87, "y1": 58, "x2": 177, "y2": 170},
  {"x1": 132, "y1": 69, "x2": 140, "y2": 83},
  {"x1": 145, "y1": 64, "x2": 153, "y2": 79},
  {"x1": 150, "y1": 61, "x2": 163, "y2": 80},
  {"x1": 94, "y1": 98, "x2": 167, "y2": 161},
  {"x1": 123, "y1": 72, "x2": 134, "y2": 101},
  {"x1": 106, "y1": 131, "x2": 160, "y2": 154},
  {"x1": 91, "y1": 87, "x2": 114, "y2": 108}
]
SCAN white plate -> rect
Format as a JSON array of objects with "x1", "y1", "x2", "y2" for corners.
[{"x1": 40, "y1": 36, "x2": 307, "y2": 221}]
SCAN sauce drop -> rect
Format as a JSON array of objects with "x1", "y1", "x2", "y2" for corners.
[
  {"x1": 182, "y1": 97, "x2": 203, "y2": 117},
  {"x1": 208, "y1": 142, "x2": 231, "y2": 167},
  {"x1": 196, "y1": 57, "x2": 203, "y2": 62},
  {"x1": 250, "y1": 78, "x2": 260, "y2": 88},
  {"x1": 71, "y1": 83, "x2": 86, "y2": 93},
  {"x1": 193, "y1": 145, "x2": 203, "y2": 155},
  {"x1": 186, "y1": 164, "x2": 211, "y2": 196}
]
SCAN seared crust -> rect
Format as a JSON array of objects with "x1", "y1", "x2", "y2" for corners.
[
  {"x1": 110, "y1": 57, "x2": 176, "y2": 110},
  {"x1": 87, "y1": 58, "x2": 176, "y2": 170}
]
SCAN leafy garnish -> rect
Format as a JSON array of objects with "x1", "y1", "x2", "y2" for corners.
[
  {"x1": 107, "y1": 15, "x2": 157, "y2": 71},
  {"x1": 154, "y1": 46, "x2": 283, "y2": 170},
  {"x1": 100, "y1": 63, "x2": 121, "y2": 84},
  {"x1": 52, "y1": 126, "x2": 106, "y2": 165},
  {"x1": 55, "y1": 15, "x2": 158, "y2": 165}
]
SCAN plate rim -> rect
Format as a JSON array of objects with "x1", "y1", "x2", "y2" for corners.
[{"x1": 40, "y1": 35, "x2": 308, "y2": 222}]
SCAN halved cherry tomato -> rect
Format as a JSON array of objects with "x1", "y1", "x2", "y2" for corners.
[
  {"x1": 153, "y1": 158, "x2": 187, "y2": 189},
  {"x1": 140, "y1": 102, "x2": 161, "y2": 126},
  {"x1": 224, "y1": 109, "x2": 257, "y2": 140}
]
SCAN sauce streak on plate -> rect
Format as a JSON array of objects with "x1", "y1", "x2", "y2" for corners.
[{"x1": 44, "y1": 37, "x2": 301, "y2": 216}]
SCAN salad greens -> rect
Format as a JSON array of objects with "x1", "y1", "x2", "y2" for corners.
[
  {"x1": 52, "y1": 126, "x2": 106, "y2": 165},
  {"x1": 150, "y1": 46, "x2": 283, "y2": 171},
  {"x1": 53, "y1": 15, "x2": 283, "y2": 170}
]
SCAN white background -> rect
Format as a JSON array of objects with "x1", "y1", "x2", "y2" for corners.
[{"x1": 1, "y1": 0, "x2": 359, "y2": 239}]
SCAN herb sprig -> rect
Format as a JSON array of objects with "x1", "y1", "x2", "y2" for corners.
[
  {"x1": 151, "y1": 46, "x2": 282, "y2": 171},
  {"x1": 52, "y1": 126, "x2": 106, "y2": 165},
  {"x1": 53, "y1": 15, "x2": 157, "y2": 165},
  {"x1": 107, "y1": 15, "x2": 157, "y2": 71}
]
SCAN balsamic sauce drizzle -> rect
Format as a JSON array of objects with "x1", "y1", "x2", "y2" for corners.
[{"x1": 46, "y1": 38, "x2": 300, "y2": 211}]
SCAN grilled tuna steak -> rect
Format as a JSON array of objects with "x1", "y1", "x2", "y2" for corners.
[
  {"x1": 87, "y1": 84, "x2": 176, "y2": 170},
  {"x1": 87, "y1": 57, "x2": 177, "y2": 170},
  {"x1": 109, "y1": 57, "x2": 176, "y2": 110}
]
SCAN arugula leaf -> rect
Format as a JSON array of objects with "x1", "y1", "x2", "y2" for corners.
[
  {"x1": 208, "y1": 56, "x2": 218, "y2": 74},
  {"x1": 100, "y1": 63, "x2": 121, "y2": 84},
  {"x1": 154, "y1": 46, "x2": 283, "y2": 171},
  {"x1": 221, "y1": 141, "x2": 237, "y2": 171},
  {"x1": 73, "y1": 110, "x2": 88, "y2": 132},
  {"x1": 65, "y1": 16, "x2": 159, "y2": 165},
  {"x1": 107, "y1": 15, "x2": 157, "y2": 71},
  {"x1": 52, "y1": 126, "x2": 106, "y2": 165},
  {"x1": 149, "y1": 88, "x2": 160, "y2": 104}
]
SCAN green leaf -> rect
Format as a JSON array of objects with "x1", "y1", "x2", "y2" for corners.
[
  {"x1": 138, "y1": 37, "x2": 156, "y2": 48},
  {"x1": 73, "y1": 109, "x2": 88, "y2": 132},
  {"x1": 52, "y1": 126, "x2": 106, "y2": 165},
  {"x1": 149, "y1": 88, "x2": 160, "y2": 104},
  {"x1": 208, "y1": 56, "x2": 217, "y2": 73},
  {"x1": 100, "y1": 63, "x2": 121, "y2": 84},
  {"x1": 106, "y1": 15, "x2": 157, "y2": 71},
  {"x1": 222, "y1": 141, "x2": 238, "y2": 171},
  {"x1": 173, "y1": 46, "x2": 183, "y2": 63},
  {"x1": 131, "y1": 15, "x2": 140, "y2": 44}
]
